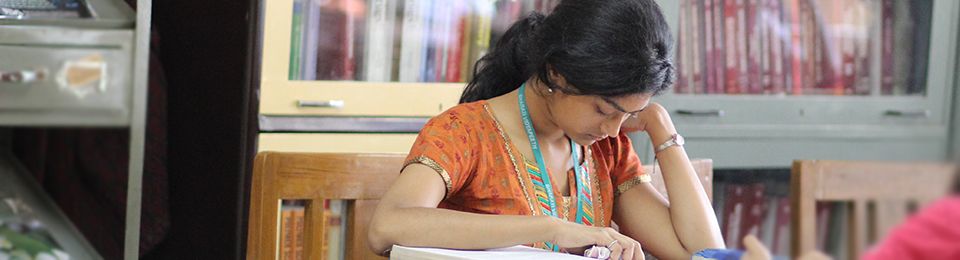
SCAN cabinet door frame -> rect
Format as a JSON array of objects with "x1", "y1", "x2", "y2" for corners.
[
  {"x1": 653, "y1": 0, "x2": 958, "y2": 131},
  {"x1": 259, "y1": 0, "x2": 464, "y2": 117},
  {"x1": 642, "y1": 0, "x2": 959, "y2": 168}
]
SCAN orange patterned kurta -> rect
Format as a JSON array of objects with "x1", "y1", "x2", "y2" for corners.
[{"x1": 403, "y1": 100, "x2": 651, "y2": 250}]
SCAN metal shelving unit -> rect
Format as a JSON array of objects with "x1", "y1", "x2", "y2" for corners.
[{"x1": 0, "y1": 0, "x2": 152, "y2": 258}]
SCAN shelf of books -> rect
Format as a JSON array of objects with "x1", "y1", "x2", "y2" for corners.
[
  {"x1": 658, "y1": 0, "x2": 957, "y2": 126},
  {"x1": 632, "y1": 0, "x2": 960, "y2": 168},
  {"x1": 261, "y1": 0, "x2": 561, "y2": 117},
  {"x1": 673, "y1": 0, "x2": 933, "y2": 97}
]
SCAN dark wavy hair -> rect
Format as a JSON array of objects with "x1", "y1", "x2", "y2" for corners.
[{"x1": 460, "y1": 0, "x2": 675, "y2": 103}]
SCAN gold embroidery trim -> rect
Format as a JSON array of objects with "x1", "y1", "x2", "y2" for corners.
[
  {"x1": 614, "y1": 174, "x2": 652, "y2": 197},
  {"x1": 589, "y1": 147, "x2": 604, "y2": 226},
  {"x1": 484, "y1": 104, "x2": 537, "y2": 215},
  {"x1": 404, "y1": 156, "x2": 453, "y2": 196}
]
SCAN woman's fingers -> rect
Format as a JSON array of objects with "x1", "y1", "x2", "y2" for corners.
[
  {"x1": 602, "y1": 230, "x2": 643, "y2": 260},
  {"x1": 554, "y1": 223, "x2": 647, "y2": 260},
  {"x1": 608, "y1": 241, "x2": 622, "y2": 260},
  {"x1": 628, "y1": 241, "x2": 645, "y2": 260}
]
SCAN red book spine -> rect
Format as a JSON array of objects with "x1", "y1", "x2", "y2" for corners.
[
  {"x1": 704, "y1": 0, "x2": 717, "y2": 94},
  {"x1": 799, "y1": 0, "x2": 812, "y2": 94},
  {"x1": 816, "y1": 0, "x2": 837, "y2": 95},
  {"x1": 768, "y1": 0, "x2": 784, "y2": 94},
  {"x1": 747, "y1": 0, "x2": 762, "y2": 94},
  {"x1": 713, "y1": 0, "x2": 726, "y2": 94},
  {"x1": 316, "y1": 0, "x2": 345, "y2": 80},
  {"x1": 737, "y1": 183, "x2": 766, "y2": 249},
  {"x1": 722, "y1": 184, "x2": 747, "y2": 249},
  {"x1": 724, "y1": 0, "x2": 741, "y2": 94},
  {"x1": 880, "y1": 0, "x2": 894, "y2": 95},
  {"x1": 787, "y1": 0, "x2": 802, "y2": 95},
  {"x1": 691, "y1": 0, "x2": 705, "y2": 94},
  {"x1": 342, "y1": 0, "x2": 357, "y2": 80},
  {"x1": 445, "y1": 3, "x2": 466, "y2": 83},
  {"x1": 736, "y1": 0, "x2": 749, "y2": 94}
]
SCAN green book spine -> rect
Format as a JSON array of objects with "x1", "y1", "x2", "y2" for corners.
[{"x1": 289, "y1": 1, "x2": 304, "y2": 80}]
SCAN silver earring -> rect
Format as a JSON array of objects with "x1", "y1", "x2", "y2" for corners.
[{"x1": 547, "y1": 88, "x2": 554, "y2": 93}]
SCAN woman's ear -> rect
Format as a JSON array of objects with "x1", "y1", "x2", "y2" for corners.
[{"x1": 547, "y1": 65, "x2": 566, "y2": 85}]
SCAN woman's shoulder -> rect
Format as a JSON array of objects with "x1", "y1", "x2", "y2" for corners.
[
  {"x1": 428, "y1": 100, "x2": 494, "y2": 125},
  {"x1": 422, "y1": 101, "x2": 497, "y2": 133}
]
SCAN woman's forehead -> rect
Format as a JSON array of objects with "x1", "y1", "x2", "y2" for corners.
[{"x1": 594, "y1": 94, "x2": 652, "y2": 112}]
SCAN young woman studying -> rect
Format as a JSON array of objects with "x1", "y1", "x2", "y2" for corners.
[{"x1": 368, "y1": 0, "x2": 725, "y2": 259}]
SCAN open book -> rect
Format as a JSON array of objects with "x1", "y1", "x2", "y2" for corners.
[{"x1": 390, "y1": 245, "x2": 593, "y2": 260}]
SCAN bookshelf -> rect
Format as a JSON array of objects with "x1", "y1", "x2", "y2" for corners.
[
  {"x1": 257, "y1": 0, "x2": 958, "y2": 258},
  {"x1": 259, "y1": 0, "x2": 960, "y2": 168},
  {"x1": 640, "y1": 0, "x2": 960, "y2": 168},
  {"x1": 0, "y1": 0, "x2": 152, "y2": 259},
  {"x1": 257, "y1": 0, "x2": 562, "y2": 153}
]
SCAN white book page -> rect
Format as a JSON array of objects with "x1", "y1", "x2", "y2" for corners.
[{"x1": 390, "y1": 245, "x2": 594, "y2": 260}]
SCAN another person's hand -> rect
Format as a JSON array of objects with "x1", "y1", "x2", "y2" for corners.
[
  {"x1": 738, "y1": 234, "x2": 832, "y2": 260},
  {"x1": 797, "y1": 251, "x2": 832, "y2": 260},
  {"x1": 740, "y1": 235, "x2": 772, "y2": 260},
  {"x1": 550, "y1": 218, "x2": 645, "y2": 260}
]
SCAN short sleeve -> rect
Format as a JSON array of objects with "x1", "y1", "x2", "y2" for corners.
[
  {"x1": 597, "y1": 132, "x2": 650, "y2": 198},
  {"x1": 402, "y1": 111, "x2": 479, "y2": 197}
]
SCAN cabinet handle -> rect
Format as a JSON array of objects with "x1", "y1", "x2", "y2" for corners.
[
  {"x1": 884, "y1": 110, "x2": 929, "y2": 117},
  {"x1": 0, "y1": 68, "x2": 47, "y2": 84},
  {"x1": 676, "y1": 109, "x2": 723, "y2": 116},
  {"x1": 297, "y1": 100, "x2": 345, "y2": 109}
]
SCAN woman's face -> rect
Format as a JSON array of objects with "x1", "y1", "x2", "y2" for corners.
[{"x1": 549, "y1": 91, "x2": 653, "y2": 146}]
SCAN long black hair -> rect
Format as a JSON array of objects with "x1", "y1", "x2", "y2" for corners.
[{"x1": 460, "y1": 0, "x2": 675, "y2": 103}]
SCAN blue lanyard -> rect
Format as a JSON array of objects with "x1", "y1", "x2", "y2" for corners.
[{"x1": 518, "y1": 83, "x2": 594, "y2": 226}]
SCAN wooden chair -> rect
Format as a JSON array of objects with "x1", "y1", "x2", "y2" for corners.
[
  {"x1": 790, "y1": 160, "x2": 956, "y2": 259},
  {"x1": 246, "y1": 152, "x2": 713, "y2": 260}
]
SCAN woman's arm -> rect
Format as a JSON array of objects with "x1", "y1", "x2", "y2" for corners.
[
  {"x1": 614, "y1": 103, "x2": 724, "y2": 259},
  {"x1": 368, "y1": 164, "x2": 647, "y2": 260}
]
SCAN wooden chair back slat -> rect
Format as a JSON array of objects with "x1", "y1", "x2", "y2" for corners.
[
  {"x1": 790, "y1": 160, "x2": 956, "y2": 259},
  {"x1": 248, "y1": 152, "x2": 713, "y2": 260},
  {"x1": 850, "y1": 199, "x2": 868, "y2": 259}
]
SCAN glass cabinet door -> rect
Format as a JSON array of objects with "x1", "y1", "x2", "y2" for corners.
[
  {"x1": 288, "y1": 0, "x2": 558, "y2": 83},
  {"x1": 261, "y1": 0, "x2": 560, "y2": 117},
  {"x1": 672, "y1": 0, "x2": 933, "y2": 97},
  {"x1": 655, "y1": 0, "x2": 958, "y2": 127}
]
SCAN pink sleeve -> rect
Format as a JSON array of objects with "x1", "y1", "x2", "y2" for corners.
[{"x1": 861, "y1": 196, "x2": 960, "y2": 260}]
